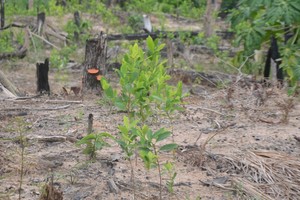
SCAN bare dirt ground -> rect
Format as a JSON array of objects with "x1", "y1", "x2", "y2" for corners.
[
  {"x1": 1, "y1": 62, "x2": 300, "y2": 200},
  {"x1": 1, "y1": 13, "x2": 300, "y2": 200}
]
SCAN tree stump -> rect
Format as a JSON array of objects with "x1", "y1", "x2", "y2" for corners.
[
  {"x1": 83, "y1": 33, "x2": 107, "y2": 91},
  {"x1": 36, "y1": 58, "x2": 50, "y2": 95}
]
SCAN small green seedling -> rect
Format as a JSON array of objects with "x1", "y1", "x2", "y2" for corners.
[
  {"x1": 76, "y1": 132, "x2": 113, "y2": 160},
  {"x1": 138, "y1": 125, "x2": 178, "y2": 200}
]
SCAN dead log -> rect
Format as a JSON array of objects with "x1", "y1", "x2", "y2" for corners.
[
  {"x1": 0, "y1": 83, "x2": 17, "y2": 99},
  {"x1": 0, "y1": 22, "x2": 27, "y2": 30},
  {"x1": 36, "y1": 58, "x2": 50, "y2": 94},
  {"x1": 0, "y1": 26, "x2": 30, "y2": 60},
  {"x1": 168, "y1": 68, "x2": 255, "y2": 88},
  {"x1": 189, "y1": 45, "x2": 236, "y2": 57},
  {"x1": 83, "y1": 33, "x2": 107, "y2": 90},
  {"x1": 0, "y1": 47, "x2": 27, "y2": 60},
  {"x1": 28, "y1": 135, "x2": 77, "y2": 143},
  {"x1": 0, "y1": 69, "x2": 21, "y2": 96},
  {"x1": 106, "y1": 30, "x2": 234, "y2": 41}
]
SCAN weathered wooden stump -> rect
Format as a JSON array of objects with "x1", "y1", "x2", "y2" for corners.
[
  {"x1": 83, "y1": 33, "x2": 107, "y2": 91},
  {"x1": 36, "y1": 58, "x2": 50, "y2": 95}
]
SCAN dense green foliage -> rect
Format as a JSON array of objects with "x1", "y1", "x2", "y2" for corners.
[
  {"x1": 123, "y1": 0, "x2": 206, "y2": 18},
  {"x1": 229, "y1": 0, "x2": 300, "y2": 90},
  {"x1": 101, "y1": 36, "x2": 185, "y2": 122}
]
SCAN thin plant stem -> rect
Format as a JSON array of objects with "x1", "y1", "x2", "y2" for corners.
[
  {"x1": 129, "y1": 159, "x2": 136, "y2": 200},
  {"x1": 18, "y1": 133, "x2": 25, "y2": 200},
  {"x1": 153, "y1": 144, "x2": 162, "y2": 200}
]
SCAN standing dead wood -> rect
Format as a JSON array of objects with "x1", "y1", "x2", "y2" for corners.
[
  {"x1": 143, "y1": 14, "x2": 152, "y2": 33},
  {"x1": 36, "y1": 58, "x2": 50, "y2": 94},
  {"x1": 56, "y1": 0, "x2": 67, "y2": 7},
  {"x1": 37, "y1": 12, "x2": 45, "y2": 35},
  {"x1": 39, "y1": 174, "x2": 63, "y2": 200},
  {"x1": 73, "y1": 11, "x2": 81, "y2": 42},
  {"x1": 0, "y1": 0, "x2": 4, "y2": 28},
  {"x1": 83, "y1": 33, "x2": 107, "y2": 91},
  {"x1": 87, "y1": 113, "x2": 93, "y2": 134},
  {"x1": 74, "y1": 11, "x2": 81, "y2": 27},
  {"x1": 166, "y1": 39, "x2": 174, "y2": 67}
]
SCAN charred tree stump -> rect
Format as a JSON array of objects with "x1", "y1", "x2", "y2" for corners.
[
  {"x1": 36, "y1": 58, "x2": 50, "y2": 95},
  {"x1": 83, "y1": 33, "x2": 107, "y2": 91}
]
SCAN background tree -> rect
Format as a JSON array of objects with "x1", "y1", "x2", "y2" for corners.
[{"x1": 204, "y1": 0, "x2": 223, "y2": 37}]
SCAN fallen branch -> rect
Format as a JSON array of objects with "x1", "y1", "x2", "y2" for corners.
[
  {"x1": 0, "y1": 22, "x2": 27, "y2": 30},
  {"x1": 107, "y1": 178, "x2": 119, "y2": 194},
  {"x1": 197, "y1": 106, "x2": 235, "y2": 117},
  {"x1": 30, "y1": 31, "x2": 61, "y2": 50},
  {"x1": 231, "y1": 177, "x2": 274, "y2": 200},
  {"x1": 1, "y1": 104, "x2": 71, "y2": 111},
  {"x1": 106, "y1": 30, "x2": 234, "y2": 41},
  {"x1": 28, "y1": 135, "x2": 77, "y2": 143}
]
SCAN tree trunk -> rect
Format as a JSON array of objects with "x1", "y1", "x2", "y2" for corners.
[
  {"x1": 204, "y1": 0, "x2": 223, "y2": 37},
  {"x1": 36, "y1": 58, "x2": 50, "y2": 95},
  {"x1": 204, "y1": 0, "x2": 213, "y2": 37},
  {"x1": 0, "y1": 0, "x2": 4, "y2": 28},
  {"x1": 27, "y1": 0, "x2": 34, "y2": 10},
  {"x1": 83, "y1": 33, "x2": 107, "y2": 91}
]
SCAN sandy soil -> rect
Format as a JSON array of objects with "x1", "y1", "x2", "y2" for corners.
[{"x1": 1, "y1": 63, "x2": 300, "y2": 200}]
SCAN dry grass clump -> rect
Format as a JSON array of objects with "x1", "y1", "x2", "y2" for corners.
[{"x1": 214, "y1": 151, "x2": 300, "y2": 199}]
